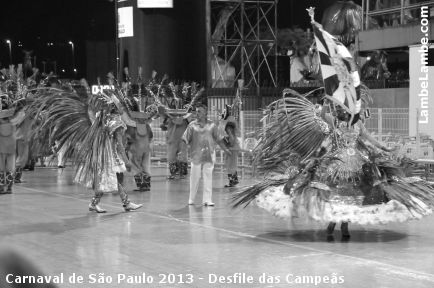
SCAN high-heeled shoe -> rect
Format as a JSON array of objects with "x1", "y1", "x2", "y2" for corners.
[
  {"x1": 89, "y1": 203, "x2": 107, "y2": 213},
  {"x1": 124, "y1": 202, "x2": 143, "y2": 212}
]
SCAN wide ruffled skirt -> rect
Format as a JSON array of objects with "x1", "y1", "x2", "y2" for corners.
[{"x1": 254, "y1": 177, "x2": 434, "y2": 225}]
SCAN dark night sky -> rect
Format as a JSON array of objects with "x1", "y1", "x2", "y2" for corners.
[
  {"x1": 277, "y1": 0, "x2": 362, "y2": 28},
  {"x1": 0, "y1": 0, "x2": 362, "y2": 78},
  {"x1": 0, "y1": 0, "x2": 115, "y2": 77},
  {"x1": 0, "y1": 0, "x2": 116, "y2": 42}
]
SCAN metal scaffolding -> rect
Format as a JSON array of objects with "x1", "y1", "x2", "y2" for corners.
[{"x1": 207, "y1": 0, "x2": 278, "y2": 88}]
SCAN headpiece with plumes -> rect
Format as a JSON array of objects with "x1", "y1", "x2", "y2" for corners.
[
  {"x1": 184, "y1": 84, "x2": 206, "y2": 110},
  {"x1": 0, "y1": 65, "x2": 29, "y2": 112},
  {"x1": 321, "y1": 1, "x2": 363, "y2": 46},
  {"x1": 142, "y1": 71, "x2": 206, "y2": 116}
]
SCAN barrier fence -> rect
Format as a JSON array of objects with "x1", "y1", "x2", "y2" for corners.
[
  {"x1": 150, "y1": 108, "x2": 433, "y2": 181},
  {"x1": 364, "y1": 108, "x2": 410, "y2": 140}
]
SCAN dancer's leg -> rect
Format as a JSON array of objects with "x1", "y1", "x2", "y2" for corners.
[
  {"x1": 117, "y1": 173, "x2": 143, "y2": 211},
  {"x1": 89, "y1": 191, "x2": 106, "y2": 213}
]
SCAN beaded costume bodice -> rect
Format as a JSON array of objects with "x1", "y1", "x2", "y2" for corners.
[
  {"x1": 334, "y1": 120, "x2": 361, "y2": 149},
  {"x1": 320, "y1": 121, "x2": 367, "y2": 183}
]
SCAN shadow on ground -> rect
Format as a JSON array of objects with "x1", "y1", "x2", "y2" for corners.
[{"x1": 256, "y1": 229, "x2": 408, "y2": 243}]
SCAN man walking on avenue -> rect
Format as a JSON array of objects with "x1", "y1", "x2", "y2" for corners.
[{"x1": 182, "y1": 104, "x2": 231, "y2": 206}]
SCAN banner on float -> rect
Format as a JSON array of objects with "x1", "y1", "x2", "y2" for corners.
[
  {"x1": 409, "y1": 44, "x2": 434, "y2": 139},
  {"x1": 137, "y1": 0, "x2": 173, "y2": 8},
  {"x1": 118, "y1": 6, "x2": 134, "y2": 38}
]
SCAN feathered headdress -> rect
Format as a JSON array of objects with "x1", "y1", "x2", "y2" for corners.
[
  {"x1": 321, "y1": 1, "x2": 363, "y2": 46},
  {"x1": 0, "y1": 65, "x2": 28, "y2": 117},
  {"x1": 101, "y1": 70, "x2": 159, "y2": 120},
  {"x1": 159, "y1": 80, "x2": 206, "y2": 119}
]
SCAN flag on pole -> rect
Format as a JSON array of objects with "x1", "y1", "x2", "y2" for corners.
[{"x1": 307, "y1": 7, "x2": 360, "y2": 116}]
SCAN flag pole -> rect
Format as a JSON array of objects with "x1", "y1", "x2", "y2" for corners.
[{"x1": 306, "y1": 7, "x2": 328, "y2": 109}]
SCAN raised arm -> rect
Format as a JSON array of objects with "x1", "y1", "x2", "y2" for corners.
[{"x1": 119, "y1": 111, "x2": 137, "y2": 127}]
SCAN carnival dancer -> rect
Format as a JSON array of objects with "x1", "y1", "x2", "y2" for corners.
[
  {"x1": 125, "y1": 118, "x2": 153, "y2": 191},
  {"x1": 14, "y1": 68, "x2": 40, "y2": 180},
  {"x1": 0, "y1": 68, "x2": 26, "y2": 193},
  {"x1": 84, "y1": 105, "x2": 143, "y2": 213},
  {"x1": 160, "y1": 82, "x2": 197, "y2": 180},
  {"x1": 118, "y1": 103, "x2": 155, "y2": 192},
  {"x1": 14, "y1": 106, "x2": 33, "y2": 182},
  {"x1": 15, "y1": 68, "x2": 41, "y2": 176},
  {"x1": 319, "y1": 2, "x2": 375, "y2": 236},
  {"x1": 13, "y1": 72, "x2": 34, "y2": 183},
  {"x1": 221, "y1": 84, "x2": 243, "y2": 188},
  {"x1": 28, "y1": 85, "x2": 143, "y2": 213},
  {"x1": 130, "y1": 69, "x2": 154, "y2": 190},
  {"x1": 221, "y1": 105, "x2": 241, "y2": 187},
  {"x1": 0, "y1": 103, "x2": 18, "y2": 194},
  {"x1": 116, "y1": 67, "x2": 159, "y2": 192},
  {"x1": 162, "y1": 111, "x2": 189, "y2": 180},
  {"x1": 232, "y1": 8, "x2": 434, "y2": 239}
]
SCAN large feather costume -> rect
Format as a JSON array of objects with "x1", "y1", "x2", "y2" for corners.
[
  {"x1": 232, "y1": 8, "x2": 434, "y2": 225},
  {"x1": 28, "y1": 88, "x2": 127, "y2": 192},
  {"x1": 233, "y1": 93, "x2": 434, "y2": 224}
]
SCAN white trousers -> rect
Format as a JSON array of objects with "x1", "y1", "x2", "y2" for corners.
[{"x1": 189, "y1": 162, "x2": 214, "y2": 204}]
